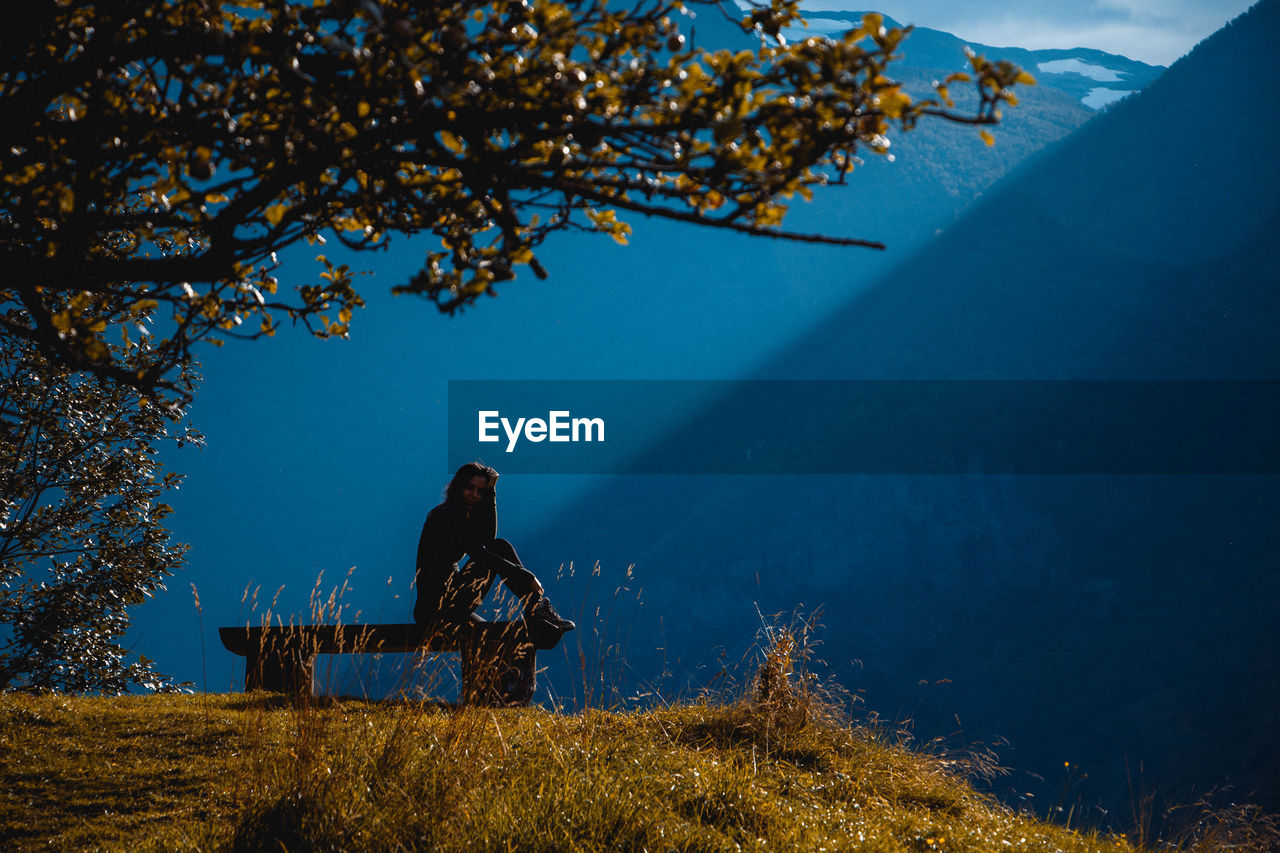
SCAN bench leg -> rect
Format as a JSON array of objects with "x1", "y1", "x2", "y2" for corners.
[
  {"x1": 502, "y1": 645, "x2": 537, "y2": 706},
  {"x1": 461, "y1": 639, "x2": 536, "y2": 707},
  {"x1": 245, "y1": 648, "x2": 315, "y2": 696}
]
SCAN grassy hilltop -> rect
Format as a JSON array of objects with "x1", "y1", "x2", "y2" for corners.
[{"x1": 1, "y1": 646, "x2": 1274, "y2": 852}]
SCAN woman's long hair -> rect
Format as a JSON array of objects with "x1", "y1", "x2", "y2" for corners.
[{"x1": 443, "y1": 462, "x2": 498, "y2": 505}]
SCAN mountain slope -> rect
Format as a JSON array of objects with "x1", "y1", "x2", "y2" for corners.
[
  {"x1": 523, "y1": 0, "x2": 1280, "y2": 818},
  {"x1": 772, "y1": 0, "x2": 1279, "y2": 380}
]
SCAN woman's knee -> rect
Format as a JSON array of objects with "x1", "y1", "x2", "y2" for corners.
[{"x1": 489, "y1": 538, "x2": 520, "y2": 562}]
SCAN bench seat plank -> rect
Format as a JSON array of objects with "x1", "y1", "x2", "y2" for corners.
[{"x1": 219, "y1": 620, "x2": 556, "y2": 705}]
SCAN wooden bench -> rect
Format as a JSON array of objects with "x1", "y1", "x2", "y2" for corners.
[{"x1": 219, "y1": 620, "x2": 560, "y2": 706}]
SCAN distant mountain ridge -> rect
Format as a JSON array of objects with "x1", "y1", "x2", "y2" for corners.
[
  {"x1": 781, "y1": 10, "x2": 1165, "y2": 110},
  {"x1": 687, "y1": 4, "x2": 1160, "y2": 248}
]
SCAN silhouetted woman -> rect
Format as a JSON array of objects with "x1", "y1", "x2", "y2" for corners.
[{"x1": 414, "y1": 462, "x2": 574, "y2": 633}]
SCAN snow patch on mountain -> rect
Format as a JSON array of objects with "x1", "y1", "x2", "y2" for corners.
[
  {"x1": 1036, "y1": 58, "x2": 1126, "y2": 81},
  {"x1": 1081, "y1": 87, "x2": 1131, "y2": 109},
  {"x1": 786, "y1": 16, "x2": 857, "y2": 35},
  {"x1": 1035, "y1": 60, "x2": 1138, "y2": 109}
]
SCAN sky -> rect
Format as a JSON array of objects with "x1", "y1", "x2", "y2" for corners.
[{"x1": 802, "y1": 0, "x2": 1259, "y2": 65}]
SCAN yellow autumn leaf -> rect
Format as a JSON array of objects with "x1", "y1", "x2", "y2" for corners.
[
  {"x1": 979, "y1": 129, "x2": 995, "y2": 147},
  {"x1": 265, "y1": 204, "x2": 288, "y2": 225},
  {"x1": 754, "y1": 203, "x2": 786, "y2": 227},
  {"x1": 877, "y1": 88, "x2": 911, "y2": 119},
  {"x1": 440, "y1": 131, "x2": 464, "y2": 153}
]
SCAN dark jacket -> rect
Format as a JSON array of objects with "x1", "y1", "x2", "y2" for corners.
[{"x1": 414, "y1": 492, "x2": 496, "y2": 609}]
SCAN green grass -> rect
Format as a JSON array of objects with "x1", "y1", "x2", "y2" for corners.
[
  {"x1": 1, "y1": 652, "x2": 1275, "y2": 851},
  {"x1": 0, "y1": 694, "x2": 1119, "y2": 851}
]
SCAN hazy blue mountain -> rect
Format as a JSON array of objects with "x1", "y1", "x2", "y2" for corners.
[{"x1": 521, "y1": 0, "x2": 1280, "y2": 820}]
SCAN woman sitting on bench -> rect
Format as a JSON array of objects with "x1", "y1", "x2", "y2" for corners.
[{"x1": 414, "y1": 462, "x2": 574, "y2": 634}]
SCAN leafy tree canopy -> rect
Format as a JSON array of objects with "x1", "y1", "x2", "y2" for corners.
[
  {"x1": 0, "y1": 332, "x2": 199, "y2": 692},
  {"x1": 1, "y1": 0, "x2": 1030, "y2": 402}
]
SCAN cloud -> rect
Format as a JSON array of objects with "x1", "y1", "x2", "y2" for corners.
[{"x1": 799, "y1": 0, "x2": 1257, "y2": 65}]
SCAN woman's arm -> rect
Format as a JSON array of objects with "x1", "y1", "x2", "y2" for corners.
[{"x1": 417, "y1": 507, "x2": 461, "y2": 574}]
